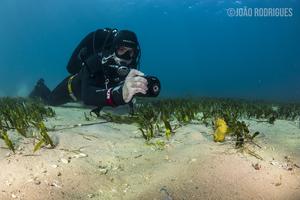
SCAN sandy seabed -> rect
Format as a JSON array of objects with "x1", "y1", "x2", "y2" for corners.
[{"x1": 0, "y1": 104, "x2": 300, "y2": 200}]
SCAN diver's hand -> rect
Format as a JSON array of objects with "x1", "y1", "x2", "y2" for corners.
[{"x1": 122, "y1": 69, "x2": 148, "y2": 103}]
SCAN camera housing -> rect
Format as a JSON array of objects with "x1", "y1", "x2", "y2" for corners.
[{"x1": 136, "y1": 75, "x2": 161, "y2": 97}]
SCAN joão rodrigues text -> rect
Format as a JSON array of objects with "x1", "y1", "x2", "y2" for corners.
[{"x1": 227, "y1": 7, "x2": 293, "y2": 17}]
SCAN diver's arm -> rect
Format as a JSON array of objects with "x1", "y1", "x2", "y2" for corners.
[{"x1": 80, "y1": 67, "x2": 126, "y2": 107}]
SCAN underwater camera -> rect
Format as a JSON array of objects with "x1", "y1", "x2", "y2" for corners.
[
  {"x1": 84, "y1": 54, "x2": 161, "y2": 97},
  {"x1": 105, "y1": 64, "x2": 161, "y2": 97},
  {"x1": 136, "y1": 75, "x2": 161, "y2": 97},
  {"x1": 106, "y1": 65, "x2": 161, "y2": 97}
]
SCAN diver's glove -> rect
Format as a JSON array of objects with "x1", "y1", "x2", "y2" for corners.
[{"x1": 122, "y1": 69, "x2": 148, "y2": 103}]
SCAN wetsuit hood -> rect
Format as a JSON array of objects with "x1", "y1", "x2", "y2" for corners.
[
  {"x1": 112, "y1": 30, "x2": 139, "y2": 50},
  {"x1": 111, "y1": 30, "x2": 141, "y2": 68}
]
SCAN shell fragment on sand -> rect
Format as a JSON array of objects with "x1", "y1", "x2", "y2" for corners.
[
  {"x1": 60, "y1": 158, "x2": 70, "y2": 164},
  {"x1": 73, "y1": 153, "x2": 88, "y2": 158}
]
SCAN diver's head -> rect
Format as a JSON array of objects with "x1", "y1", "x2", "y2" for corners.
[
  {"x1": 111, "y1": 30, "x2": 140, "y2": 67},
  {"x1": 100, "y1": 30, "x2": 141, "y2": 83}
]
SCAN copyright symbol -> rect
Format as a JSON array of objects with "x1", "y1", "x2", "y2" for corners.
[{"x1": 227, "y1": 8, "x2": 236, "y2": 17}]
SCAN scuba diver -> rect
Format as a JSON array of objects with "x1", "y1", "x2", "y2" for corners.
[{"x1": 29, "y1": 28, "x2": 161, "y2": 114}]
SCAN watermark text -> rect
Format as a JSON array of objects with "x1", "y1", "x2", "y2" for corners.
[{"x1": 227, "y1": 7, "x2": 293, "y2": 17}]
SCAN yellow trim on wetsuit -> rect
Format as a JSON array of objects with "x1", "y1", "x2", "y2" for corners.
[{"x1": 67, "y1": 74, "x2": 78, "y2": 101}]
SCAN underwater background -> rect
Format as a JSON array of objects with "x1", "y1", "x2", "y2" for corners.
[{"x1": 0, "y1": 0, "x2": 299, "y2": 101}]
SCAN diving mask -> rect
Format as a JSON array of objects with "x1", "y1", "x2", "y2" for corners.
[{"x1": 115, "y1": 46, "x2": 135, "y2": 60}]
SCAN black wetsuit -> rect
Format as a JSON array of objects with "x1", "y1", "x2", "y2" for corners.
[{"x1": 29, "y1": 29, "x2": 128, "y2": 108}]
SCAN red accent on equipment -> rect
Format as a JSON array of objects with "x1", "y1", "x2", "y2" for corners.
[{"x1": 106, "y1": 88, "x2": 115, "y2": 106}]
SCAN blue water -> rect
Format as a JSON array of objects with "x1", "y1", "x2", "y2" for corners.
[{"x1": 0, "y1": 0, "x2": 299, "y2": 101}]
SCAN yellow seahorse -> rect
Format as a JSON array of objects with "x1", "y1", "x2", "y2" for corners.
[{"x1": 213, "y1": 118, "x2": 228, "y2": 142}]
